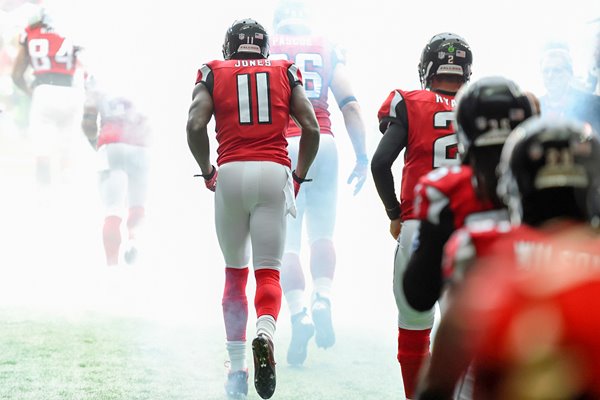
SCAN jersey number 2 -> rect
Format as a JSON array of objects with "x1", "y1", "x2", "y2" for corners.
[
  {"x1": 237, "y1": 72, "x2": 271, "y2": 125},
  {"x1": 433, "y1": 111, "x2": 459, "y2": 168}
]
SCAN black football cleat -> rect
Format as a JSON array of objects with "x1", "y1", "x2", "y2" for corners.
[
  {"x1": 123, "y1": 244, "x2": 138, "y2": 265},
  {"x1": 287, "y1": 309, "x2": 314, "y2": 366},
  {"x1": 252, "y1": 334, "x2": 276, "y2": 399}
]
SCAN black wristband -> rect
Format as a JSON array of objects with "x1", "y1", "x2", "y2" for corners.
[
  {"x1": 194, "y1": 165, "x2": 216, "y2": 180},
  {"x1": 292, "y1": 170, "x2": 312, "y2": 184},
  {"x1": 386, "y1": 205, "x2": 401, "y2": 220}
]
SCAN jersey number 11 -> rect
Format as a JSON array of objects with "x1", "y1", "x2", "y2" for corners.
[{"x1": 236, "y1": 72, "x2": 272, "y2": 125}]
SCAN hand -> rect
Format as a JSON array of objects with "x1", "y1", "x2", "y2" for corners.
[
  {"x1": 347, "y1": 158, "x2": 368, "y2": 195},
  {"x1": 390, "y1": 218, "x2": 402, "y2": 240},
  {"x1": 292, "y1": 170, "x2": 311, "y2": 198},
  {"x1": 87, "y1": 137, "x2": 98, "y2": 151},
  {"x1": 203, "y1": 165, "x2": 218, "y2": 192}
]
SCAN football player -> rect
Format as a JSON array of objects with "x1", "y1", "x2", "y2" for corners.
[
  {"x1": 186, "y1": 18, "x2": 319, "y2": 400},
  {"x1": 403, "y1": 76, "x2": 537, "y2": 313},
  {"x1": 11, "y1": 5, "x2": 83, "y2": 185},
  {"x1": 268, "y1": 0, "x2": 369, "y2": 366},
  {"x1": 370, "y1": 32, "x2": 472, "y2": 399},
  {"x1": 82, "y1": 77, "x2": 151, "y2": 267},
  {"x1": 417, "y1": 117, "x2": 600, "y2": 399}
]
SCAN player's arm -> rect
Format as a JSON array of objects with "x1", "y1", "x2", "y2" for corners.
[
  {"x1": 187, "y1": 82, "x2": 215, "y2": 177},
  {"x1": 290, "y1": 84, "x2": 320, "y2": 181},
  {"x1": 82, "y1": 103, "x2": 99, "y2": 149},
  {"x1": 371, "y1": 121, "x2": 408, "y2": 237},
  {"x1": 330, "y1": 63, "x2": 368, "y2": 194},
  {"x1": 11, "y1": 43, "x2": 32, "y2": 97},
  {"x1": 81, "y1": 75, "x2": 99, "y2": 148},
  {"x1": 404, "y1": 216, "x2": 454, "y2": 312}
]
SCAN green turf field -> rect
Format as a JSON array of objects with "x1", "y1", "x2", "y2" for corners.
[{"x1": 0, "y1": 306, "x2": 403, "y2": 400}]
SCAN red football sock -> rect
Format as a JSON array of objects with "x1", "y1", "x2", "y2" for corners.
[
  {"x1": 254, "y1": 268, "x2": 282, "y2": 320},
  {"x1": 310, "y1": 238, "x2": 336, "y2": 280},
  {"x1": 102, "y1": 216, "x2": 122, "y2": 265},
  {"x1": 222, "y1": 267, "x2": 249, "y2": 341},
  {"x1": 280, "y1": 252, "x2": 305, "y2": 293},
  {"x1": 397, "y1": 327, "x2": 431, "y2": 399}
]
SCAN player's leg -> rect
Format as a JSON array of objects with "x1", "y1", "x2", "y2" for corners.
[
  {"x1": 281, "y1": 199, "x2": 313, "y2": 366},
  {"x1": 215, "y1": 162, "x2": 252, "y2": 399},
  {"x1": 304, "y1": 134, "x2": 338, "y2": 349},
  {"x1": 248, "y1": 161, "x2": 289, "y2": 398},
  {"x1": 53, "y1": 85, "x2": 84, "y2": 183},
  {"x1": 28, "y1": 86, "x2": 56, "y2": 186},
  {"x1": 248, "y1": 161, "x2": 288, "y2": 338},
  {"x1": 98, "y1": 144, "x2": 128, "y2": 266},
  {"x1": 280, "y1": 136, "x2": 314, "y2": 366},
  {"x1": 124, "y1": 145, "x2": 150, "y2": 264},
  {"x1": 393, "y1": 219, "x2": 435, "y2": 399}
]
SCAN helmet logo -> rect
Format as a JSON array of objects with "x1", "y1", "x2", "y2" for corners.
[
  {"x1": 448, "y1": 45, "x2": 455, "y2": 53},
  {"x1": 535, "y1": 147, "x2": 588, "y2": 189},
  {"x1": 438, "y1": 51, "x2": 445, "y2": 59}
]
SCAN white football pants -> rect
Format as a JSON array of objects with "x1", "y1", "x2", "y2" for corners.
[
  {"x1": 98, "y1": 143, "x2": 149, "y2": 216},
  {"x1": 215, "y1": 161, "x2": 295, "y2": 270},
  {"x1": 284, "y1": 134, "x2": 338, "y2": 253},
  {"x1": 28, "y1": 84, "x2": 83, "y2": 159},
  {"x1": 393, "y1": 219, "x2": 437, "y2": 329}
]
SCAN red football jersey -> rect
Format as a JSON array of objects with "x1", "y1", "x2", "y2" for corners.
[
  {"x1": 413, "y1": 165, "x2": 495, "y2": 229},
  {"x1": 449, "y1": 224, "x2": 600, "y2": 398},
  {"x1": 97, "y1": 95, "x2": 150, "y2": 147},
  {"x1": 196, "y1": 59, "x2": 302, "y2": 168},
  {"x1": 20, "y1": 25, "x2": 77, "y2": 76},
  {"x1": 378, "y1": 89, "x2": 460, "y2": 220},
  {"x1": 270, "y1": 34, "x2": 343, "y2": 137},
  {"x1": 444, "y1": 220, "x2": 600, "y2": 282},
  {"x1": 471, "y1": 275, "x2": 600, "y2": 399}
]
